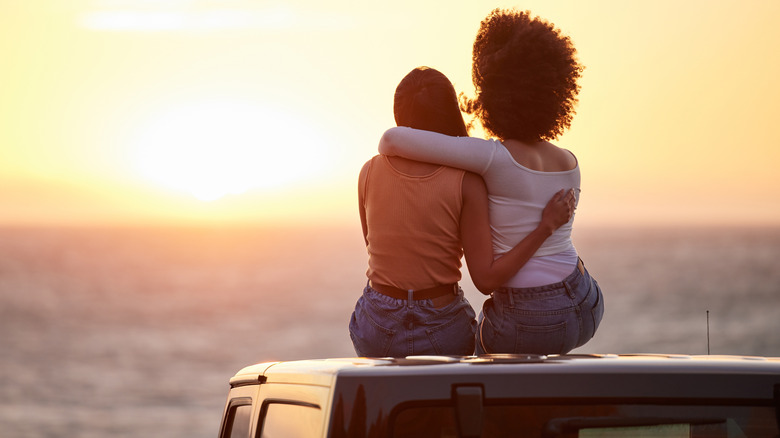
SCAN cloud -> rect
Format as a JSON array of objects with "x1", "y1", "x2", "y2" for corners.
[{"x1": 79, "y1": 1, "x2": 355, "y2": 32}]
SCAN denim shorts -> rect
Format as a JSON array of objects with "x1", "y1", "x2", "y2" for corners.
[
  {"x1": 349, "y1": 282, "x2": 477, "y2": 357},
  {"x1": 476, "y1": 259, "x2": 604, "y2": 355}
]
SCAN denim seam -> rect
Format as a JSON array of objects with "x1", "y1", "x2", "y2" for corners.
[
  {"x1": 364, "y1": 291, "x2": 406, "y2": 324},
  {"x1": 495, "y1": 289, "x2": 568, "y2": 301},
  {"x1": 425, "y1": 308, "x2": 476, "y2": 355},
  {"x1": 503, "y1": 308, "x2": 576, "y2": 316}
]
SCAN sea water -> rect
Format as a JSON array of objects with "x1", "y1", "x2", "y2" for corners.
[{"x1": 1, "y1": 225, "x2": 778, "y2": 437}]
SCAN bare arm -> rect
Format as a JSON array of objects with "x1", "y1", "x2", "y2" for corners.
[
  {"x1": 460, "y1": 172, "x2": 575, "y2": 293},
  {"x1": 379, "y1": 127, "x2": 494, "y2": 174},
  {"x1": 358, "y1": 160, "x2": 370, "y2": 246}
]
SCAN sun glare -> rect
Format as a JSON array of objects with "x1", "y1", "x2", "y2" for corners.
[{"x1": 132, "y1": 101, "x2": 329, "y2": 201}]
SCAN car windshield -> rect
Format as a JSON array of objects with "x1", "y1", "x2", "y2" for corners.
[{"x1": 391, "y1": 401, "x2": 777, "y2": 437}]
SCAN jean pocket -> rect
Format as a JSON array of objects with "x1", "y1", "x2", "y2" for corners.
[
  {"x1": 571, "y1": 277, "x2": 604, "y2": 350},
  {"x1": 515, "y1": 321, "x2": 567, "y2": 355},
  {"x1": 349, "y1": 308, "x2": 396, "y2": 357},
  {"x1": 477, "y1": 314, "x2": 500, "y2": 354},
  {"x1": 426, "y1": 308, "x2": 477, "y2": 356}
]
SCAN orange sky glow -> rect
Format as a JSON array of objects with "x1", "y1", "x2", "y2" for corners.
[{"x1": 1, "y1": 0, "x2": 779, "y2": 227}]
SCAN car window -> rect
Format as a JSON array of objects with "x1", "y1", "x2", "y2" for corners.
[
  {"x1": 259, "y1": 401, "x2": 322, "y2": 438},
  {"x1": 223, "y1": 401, "x2": 253, "y2": 438},
  {"x1": 392, "y1": 403, "x2": 777, "y2": 437}
]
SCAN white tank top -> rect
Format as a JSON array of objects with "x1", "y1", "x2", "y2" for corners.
[{"x1": 481, "y1": 140, "x2": 579, "y2": 287}]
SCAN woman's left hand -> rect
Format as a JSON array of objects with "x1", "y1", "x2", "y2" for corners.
[{"x1": 539, "y1": 189, "x2": 575, "y2": 234}]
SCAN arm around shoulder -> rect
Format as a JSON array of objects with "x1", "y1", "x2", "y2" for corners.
[
  {"x1": 378, "y1": 127, "x2": 493, "y2": 174},
  {"x1": 378, "y1": 127, "x2": 401, "y2": 156}
]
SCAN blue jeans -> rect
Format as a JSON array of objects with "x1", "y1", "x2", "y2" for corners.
[
  {"x1": 476, "y1": 259, "x2": 604, "y2": 355},
  {"x1": 349, "y1": 282, "x2": 477, "y2": 357}
]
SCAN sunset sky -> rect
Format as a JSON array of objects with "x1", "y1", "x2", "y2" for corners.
[{"x1": 2, "y1": 0, "x2": 779, "y2": 227}]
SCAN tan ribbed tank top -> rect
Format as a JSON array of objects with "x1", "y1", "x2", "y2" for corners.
[{"x1": 363, "y1": 155, "x2": 465, "y2": 290}]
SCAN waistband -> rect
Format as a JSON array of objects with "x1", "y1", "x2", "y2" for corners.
[
  {"x1": 494, "y1": 258, "x2": 586, "y2": 297},
  {"x1": 368, "y1": 280, "x2": 458, "y2": 300}
]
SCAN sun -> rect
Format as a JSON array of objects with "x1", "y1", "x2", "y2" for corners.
[{"x1": 132, "y1": 100, "x2": 329, "y2": 201}]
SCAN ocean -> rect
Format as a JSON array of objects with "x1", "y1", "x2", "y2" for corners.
[{"x1": 1, "y1": 224, "x2": 779, "y2": 437}]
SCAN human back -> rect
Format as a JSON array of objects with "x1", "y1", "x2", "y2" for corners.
[
  {"x1": 362, "y1": 155, "x2": 464, "y2": 290},
  {"x1": 502, "y1": 139, "x2": 577, "y2": 173},
  {"x1": 480, "y1": 139, "x2": 579, "y2": 264}
]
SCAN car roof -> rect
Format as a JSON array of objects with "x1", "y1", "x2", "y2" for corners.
[{"x1": 229, "y1": 354, "x2": 780, "y2": 401}]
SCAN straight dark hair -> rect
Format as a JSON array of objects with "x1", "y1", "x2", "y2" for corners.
[{"x1": 393, "y1": 67, "x2": 468, "y2": 137}]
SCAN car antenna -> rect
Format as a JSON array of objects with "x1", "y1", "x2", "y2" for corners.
[{"x1": 706, "y1": 310, "x2": 711, "y2": 355}]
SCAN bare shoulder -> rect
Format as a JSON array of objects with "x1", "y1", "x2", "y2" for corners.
[
  {"x1": 359, "y1": 157, "x2": 375, "y2": 178},
  {"x1": 532, "y1": 141, "x2": 577, "y2": 171},
  {"x1": 358, "y1": 157, "x2": 375, "y2": 190},
  {"x1": 550, "y1": 143, "x2": 578, "y2": 170},
  {"x1": 504, "y1": 139, "x2": 577, "y2": 172}
]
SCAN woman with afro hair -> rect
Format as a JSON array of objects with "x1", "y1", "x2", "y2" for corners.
[{"x1": 379, "y1": 9, "x2": 604, "y2": 355}]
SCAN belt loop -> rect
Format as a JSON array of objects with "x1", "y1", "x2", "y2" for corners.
[
  {"x1": 507, "y1": 289, "x2": 515, "y2": 306},
  {"x1": 563, "y1": 281, "x2": 575, "y2": 299},
  {"x1": 407, "y1": 289, "x2": 414, "y2": 308}
]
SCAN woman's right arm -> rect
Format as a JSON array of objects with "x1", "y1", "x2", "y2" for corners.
[
  {"x1": 379, "y1": 127, "x2": 495, "y2": 175},
  {"x1": 358, "y1": 160, "x2": 371, "y2": 247}
]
